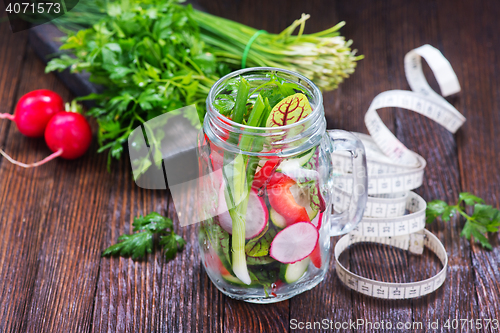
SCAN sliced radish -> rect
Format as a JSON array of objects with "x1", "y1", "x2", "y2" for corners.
[
  {"x1": 267, "y1": 175, "x2": 310, "y2": 226},
  {"x1": 209, "y1": 141, "x2": 224, "y2": 171},
  {"x1": 270, "y1": 222, "x2": 318, "y2": 264},
  {"x1": 289, "y1": 184, "x2": 319, "y2": 219},
  {"x1": 309, "y1": 241, "x2": 322, "y2": 268},
  {"x1": 311, "y1": 212, "x2": 323, "y2": 229},
  {"x1": 289, "y1": 184, "x2": 309, "y2": 205},
  {"x1": 217, "y1": 186, "x2": 268, "y2": 239},
  {"x1": 252, "y1": 158, "x2": 280, "y2": 190}
]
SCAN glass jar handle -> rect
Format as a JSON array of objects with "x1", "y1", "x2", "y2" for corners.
[{"x1": 326, "y1": 130, "x2": 368, "y2": 236}]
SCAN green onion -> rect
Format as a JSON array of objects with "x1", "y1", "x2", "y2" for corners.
[
  {"x1": 192, "y1": 10, "x2": 362, "y2": 91},
  {"x1": 232, "y1": 77, "x2": 250, "y2": 124}
]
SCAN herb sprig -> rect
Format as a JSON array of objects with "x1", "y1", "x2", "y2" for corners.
[
  {"x1": 103, "y1": 212, "x2": 186, "y2": 259},
  {"x1": 426, "y1": 193, "x2": 500, "y2": 250}
]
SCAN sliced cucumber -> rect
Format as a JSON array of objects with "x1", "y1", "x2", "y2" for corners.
[
  {"x1": 280, "y1": 258, "x2": 310, "y2": 284},
  {"x1": 270, "y1": 208, "x2": 287, "y2": 229},
  {"x1": 276, "y1": 148, "x2": 315, "y2": 172},
  {"x1": 307, "y1": 206, "x2": 318, "y2": 220},
  {"x1": 222, "y1": 274, "x2": 246, "y2": 285}
]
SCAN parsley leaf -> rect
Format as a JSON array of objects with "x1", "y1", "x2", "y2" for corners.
[
  {"x1": 103, "y1": 212, "x2": 185, "y2": 260},
  {"x1": 426, "y1": 200, "x2": 448, "y2": 224},
  {"x1": 426, "y1": 192, "x2": 499, "y2": 249},
  {"x1": 102, "y1": 232, "x2": 153, "y2": 259},
  {"x1": 459, "y1": 192, "x2": 485, "y2": 206}
]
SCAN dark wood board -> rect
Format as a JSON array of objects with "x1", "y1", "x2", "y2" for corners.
[{"x1": 0, "y1": 0, "x2": 498, "y2": 332}]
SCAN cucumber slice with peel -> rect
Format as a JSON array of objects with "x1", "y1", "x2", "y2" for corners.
[
  {"x1": 222, "y1": 274, "x2": 245, "y2": 285},
  {"x1": 280, "y1": 258, "x2": 311, "y2": 283},
  {"x1": 270, "y1": 207, "x2": 287, "y2": 229},
  {"x1": 271, "y1": 206, "x2": 317, "y2": 229},
  {"x1": 276, "y1": 149, "x2": 315, "y2": 172}
]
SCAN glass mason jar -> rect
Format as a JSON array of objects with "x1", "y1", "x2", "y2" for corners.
[{"x1": 197, "y1": 67, "x2": 367, "y2": 303}]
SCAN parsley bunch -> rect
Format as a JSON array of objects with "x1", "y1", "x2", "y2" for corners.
[
  {"x1": 103, "y1": 212, "x2": 186, "y2": 259},
  {"x1": 426, "y1": 193, "x2": 500, "y2": 250},
  {"x1": 47, "y1": 0, "x2": 224, "y2": 165}
]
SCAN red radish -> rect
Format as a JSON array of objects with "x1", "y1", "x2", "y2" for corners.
[
  {"x1": 309, "y1": 241, "x2": 322, "y2": 268},
  {"x1": 209, "y1": 141, "x2": 224, "y2": 171},
  {"x1": 252, "y1": 158, "x2": 280, "y2": 190},
  {"x1": 289, "y1": 184, "x2": 320, "y2": 220},
  {"x1": 44, "y1": 111, "x2": 92, "y2": 160},
  {"x1": 267, "y1": 173, "x2": 310, "y2": 226},
  {"x1": 217, "y1": 186, "x2": 268, "y2": 239},
  {"x1": 270, "y1": 222, "x2": 318, "y2": 264},
  {"x1": 0, "y1": 89, "x2": 64, "y2": 138},
  {"x1": 272, "y1": 279, "x2": 285, "y2": 290},
  {"x1": 204, "y1": 252, "x2": 235, "y2": 279},
  {"x1": 204, "y1": 250, "x2": 245, "y2": 284},
  {"x1": 0, "y1": 107, "x2": 92, "y2": 168}
]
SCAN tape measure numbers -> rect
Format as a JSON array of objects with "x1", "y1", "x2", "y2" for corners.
[{"x1": 331, "y1": 44, "x2": 465, "y2": 299}]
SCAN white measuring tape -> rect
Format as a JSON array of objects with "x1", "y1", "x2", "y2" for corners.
[{"x1": 331, "y1": 44, "x2": 465, "y2": 299}]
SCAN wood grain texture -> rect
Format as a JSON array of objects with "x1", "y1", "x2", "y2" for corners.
[
  {"x1": 443, "y1": 1, "x2": 500, "y2": 331},
  {"x1": 91, "y1": 160, "x2": 167, "y2": 333},
  {"x1": 379, "y1": 0, "x2": 480, "y2": 331},
  {"x1": 0, "y1": 45, "x2": 75, "y2": 333},
  {"x1": 0, "y1": 0, "x2": 499, "y2": 332},
  {"x1": 13, "y1": 49, "x2": 107, "y2": 333}
]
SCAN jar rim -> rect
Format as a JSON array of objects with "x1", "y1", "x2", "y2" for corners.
[{"x1": 206, "y1": 67, "x2": 323, "y2": 131}]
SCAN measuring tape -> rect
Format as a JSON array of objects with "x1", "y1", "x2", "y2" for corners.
[{"x1": 331, "y1": 45, "x2": 465, "y2": 299}]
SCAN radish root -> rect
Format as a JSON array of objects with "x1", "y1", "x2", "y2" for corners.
[
  {"x1": 0, "y1": 113, "x2": 15, "y2": 121},
  {"x1": 0, "y1": 148, "x2": 63, "y2": 168}
]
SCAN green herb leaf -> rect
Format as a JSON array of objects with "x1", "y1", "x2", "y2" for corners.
[
  {"x1": 103, "y1": 212, "x2": 185, "y2": 260},
  {"x1": 441, "y1": 206, "x2": 457, "y2": 222},
  {"x1": 160, "y1": 233, "x2": 187, "y2": 260},
  {"x1": 425, "y1": 200, "x2": 448, "y2": 224},
  {"x1": 213, "y1": 94, "x2": 235, "y2": 116},
  {"x1": 427, "y1": 193, "x2": 498, "y2": 250},
  {"x1": 216, "y1": 223, "x2": 232, "y2": 266},
  {"x1": 249, "y1": 268, "x2": 279, "y2": 296},
  {"x1": 102, "y1": 232, "x2": 153, "y2": 259},
  {"x1": 265, "y1": 93, "x2": 312, "y2": 127},
  {"x1": 459, "y1": 192, "x2": 485, "y2": 206},
  {"x1": 472, "y1": 204, "x2": 498, "y2": 223},
  {"x1": 245, "y1": 224, "x2": 276, "y2": 257},
  {"x1": 133, "y1": 212, "x2": 173, "y2": 232},
  {"x1": 246, "y1": 255, "x2": 275, "y2": 265},
  {"x1": 469, "y1": 225, "x2": 493, "y2": 250}
]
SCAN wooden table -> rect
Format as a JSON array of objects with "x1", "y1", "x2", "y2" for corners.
[{"x1": 1, "y1": 0, "x2": 499, "y2": 332}]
